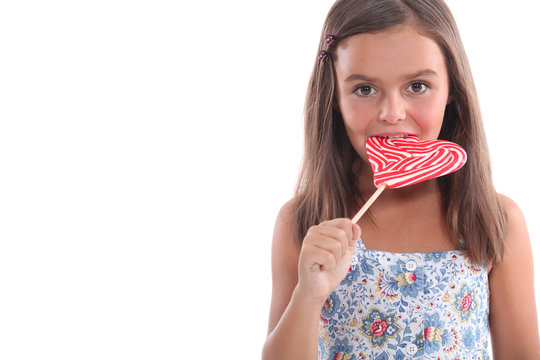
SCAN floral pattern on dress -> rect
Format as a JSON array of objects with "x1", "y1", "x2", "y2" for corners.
[
  {"x1": 423, "y1": 312, "x2": 447, "y2": 354},
  {"x1": 321, "y1": 292, "x2": 341, "y2": 319},
  {"x1": 318, "y1": 238, "x2": 491, "y2": 360},
  {"x1": 341, "y1": 265, "x2": 361, "y2": 285},
  {"x1": 452, "y1": 283, "x2": 479, "y2": 322},
  {"x1": 424, "y1": 252, "x2": 446, "y2": 263},
  {"x1": 359, "y1": 308, "x2": 402, "y2": 348},
  {"x1": 328, "y1": 338, "x2": 356, "y2": 360}
]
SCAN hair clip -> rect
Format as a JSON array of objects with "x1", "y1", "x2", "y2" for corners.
[
  {"x1": 325, "y1": 34, "x2": 336, "y2": 46},
  {"x1": 318, "y1": 50, "x2": 331, "y2": 63}
]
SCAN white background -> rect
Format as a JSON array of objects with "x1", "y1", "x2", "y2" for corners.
[{"x1": 0, "y1": 1, "x2": 538, "y2": 359}]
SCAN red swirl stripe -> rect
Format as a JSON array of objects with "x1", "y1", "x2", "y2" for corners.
[{"x1": 366, "y1": 136, "x2": 467, "y2": 188}]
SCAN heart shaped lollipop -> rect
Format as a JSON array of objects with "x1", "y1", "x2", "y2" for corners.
[
  {"x1": 351, "y1": 135, "x2": 467, "y2": 222},
  {"x1": 367, "y1": 135, "x2": 467, "y2": 188}
]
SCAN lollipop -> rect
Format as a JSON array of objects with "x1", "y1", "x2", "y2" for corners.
[{"x1": 351, "y1": 135, "x2": 467, "y2": 223}]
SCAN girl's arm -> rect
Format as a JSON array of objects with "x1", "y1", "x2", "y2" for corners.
[
  {"x1": 262, "y1": 201, "x2": 360, "y2": 360},
  {"x1": 489, "y1": 194, "x2": 540, "y2": 359}
]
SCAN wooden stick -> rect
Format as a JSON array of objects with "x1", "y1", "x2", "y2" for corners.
[{"x1": 351, "y1": 183, "x2": 387, "y2": 223}]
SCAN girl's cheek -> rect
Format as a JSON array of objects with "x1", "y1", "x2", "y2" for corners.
[
  {"x1": 343, "y1": 127, "x2": 369, "y2": 160},
  {"x1": 343, "y1": 107, "x2": 372, "y2": 132},
  {"x1": 412, "y1": 102, "x2": 446, "y2": 138}
]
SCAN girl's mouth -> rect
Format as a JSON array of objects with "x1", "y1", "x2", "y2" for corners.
[{"x1": 371, "y1": 133, "x2": 414, "y2": 139}]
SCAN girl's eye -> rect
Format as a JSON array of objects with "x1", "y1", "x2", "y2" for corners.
[
  {"x1": 355, "y1": 85, "x2": 376, "y2": 97},
  {"x1": 407, "y1": 81, "x2": 429, "y2": 94}
]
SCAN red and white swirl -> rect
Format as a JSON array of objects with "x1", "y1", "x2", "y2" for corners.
[{"x1": 366, "y1": 136, "x2": 467, "y2": 188}]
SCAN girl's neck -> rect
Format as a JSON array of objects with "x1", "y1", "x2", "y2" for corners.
[{"x1": 354, "y1": 159, "x2": 454, "y2": 253}]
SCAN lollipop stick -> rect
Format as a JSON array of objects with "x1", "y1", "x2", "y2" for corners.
[{"x1": 351, "y1": 183, "x2": 387, "y2": 223}]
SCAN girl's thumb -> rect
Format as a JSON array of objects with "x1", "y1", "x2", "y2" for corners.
[{"x1": 351, "y1": 223, "x2": 361, "y2": 244}]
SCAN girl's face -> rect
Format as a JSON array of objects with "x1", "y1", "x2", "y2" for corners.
[{"x1": 334, "y1": 26, "x2": 451, "y2": 162}]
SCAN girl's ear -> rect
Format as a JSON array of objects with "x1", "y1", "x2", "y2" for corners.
[{"x1": 446, "y1": 93, "x2": 454, "y2": 104}]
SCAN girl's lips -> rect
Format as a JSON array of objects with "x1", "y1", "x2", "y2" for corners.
[{"x1": 370, "y1": 132, "x2": 416, "y2": 139}]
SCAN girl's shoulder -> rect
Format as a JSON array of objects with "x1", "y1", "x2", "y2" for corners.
[
  {"x1": 271, "y1": 198, "x2": 301, "y2": 272},
  {"x1": 273, "y1": 198, "x2": 297, "y2": 247},
  {"x1": 497, "y1": 193, "x2": 528, "y2": 236},
  {"x1": 275, "y1": 198, "x2": 295, "y2": 225},
  {"x1": 490, "y1": 193, "x2": 531, "y2": 273}
]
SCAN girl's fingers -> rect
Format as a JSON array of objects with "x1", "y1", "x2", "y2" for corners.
[
  {"x1": 319, "y1": 218, "x2": 354, "y2": 241},
  {"x1": 318, "y1": 218, "x2": 359, "y2": 247},
  {"x1": 303, "y1": 218, "x2": 361, "y2": 270},
  {"x1": 297, "y1": 218, "x2": 363, "y2": 301},
  {"x1": 304, "y1": 246, "x2": 337, "y2": 272},
  {"x1": 352, "y1": 223, "x2": 361, "y2": 244},
  {"x1": 307, "y1": 224, "x2": 348, "y2": 260}
]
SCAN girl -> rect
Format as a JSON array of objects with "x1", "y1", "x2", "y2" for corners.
[{"x1": 262, "y1": 0, "x2": 540, "y2": 359}]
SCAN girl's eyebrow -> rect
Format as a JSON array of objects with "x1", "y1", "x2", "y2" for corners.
[
  {"x1": 344, "y1": 73, "x2": 377, "y2": 83},
  {"x1": 405, "y1": 69, "x2": 438, "y2": 79},
  {"x1": 344, "y1": 69, "x2": 439, "y2": 83}
]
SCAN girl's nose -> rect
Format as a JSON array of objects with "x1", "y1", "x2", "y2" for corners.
[{"x1": 378, "y1": 94, "x2": 406, "y2": 124}]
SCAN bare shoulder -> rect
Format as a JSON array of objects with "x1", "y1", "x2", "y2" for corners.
[
  {"x1": 272, "y1": 199, "x2": 301, "y2": 263},
  {"x1": 494, "y1": 193, "x2": 531, "y2": 266},
  {"x1": 267, "y1": 199, "x2": 302, "y2": 334},
  {"x1": 498, "y1": 193, "x2": 526, "y2": 225},
  {"x1": 273, "y1": 199, "x2": 297, "y2": 242},
  {"x1": 271, "y1": 200, "x2": 301, "y2": 278},
  {"x1": 497, "y1": 193, "x2": 529, "y2": 249}
]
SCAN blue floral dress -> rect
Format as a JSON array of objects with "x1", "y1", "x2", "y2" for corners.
[{"x1": 318, "y1": 238, "x2": 490, "y2": 360}]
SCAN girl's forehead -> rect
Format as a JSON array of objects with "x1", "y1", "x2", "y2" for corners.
[{"x1": 334, "y1": 26, "x2": 447, "y2": 79}]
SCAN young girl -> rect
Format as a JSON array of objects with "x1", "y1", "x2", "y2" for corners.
[{"x1": 262, "y1": 0, "x2": 540, "y2": 359}]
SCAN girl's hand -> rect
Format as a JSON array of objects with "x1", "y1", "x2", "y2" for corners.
[{"x1": 296, "y1": 218, "x2": 361, "y2": 305}]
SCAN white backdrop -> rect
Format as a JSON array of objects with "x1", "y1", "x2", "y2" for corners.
[{"x1": 0, "y1": 1, "x2": 538, "y2": 359}]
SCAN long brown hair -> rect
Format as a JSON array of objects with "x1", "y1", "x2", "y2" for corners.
[{"x1": 292, "y1": 0, "x2": 507, "y2": 265}]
